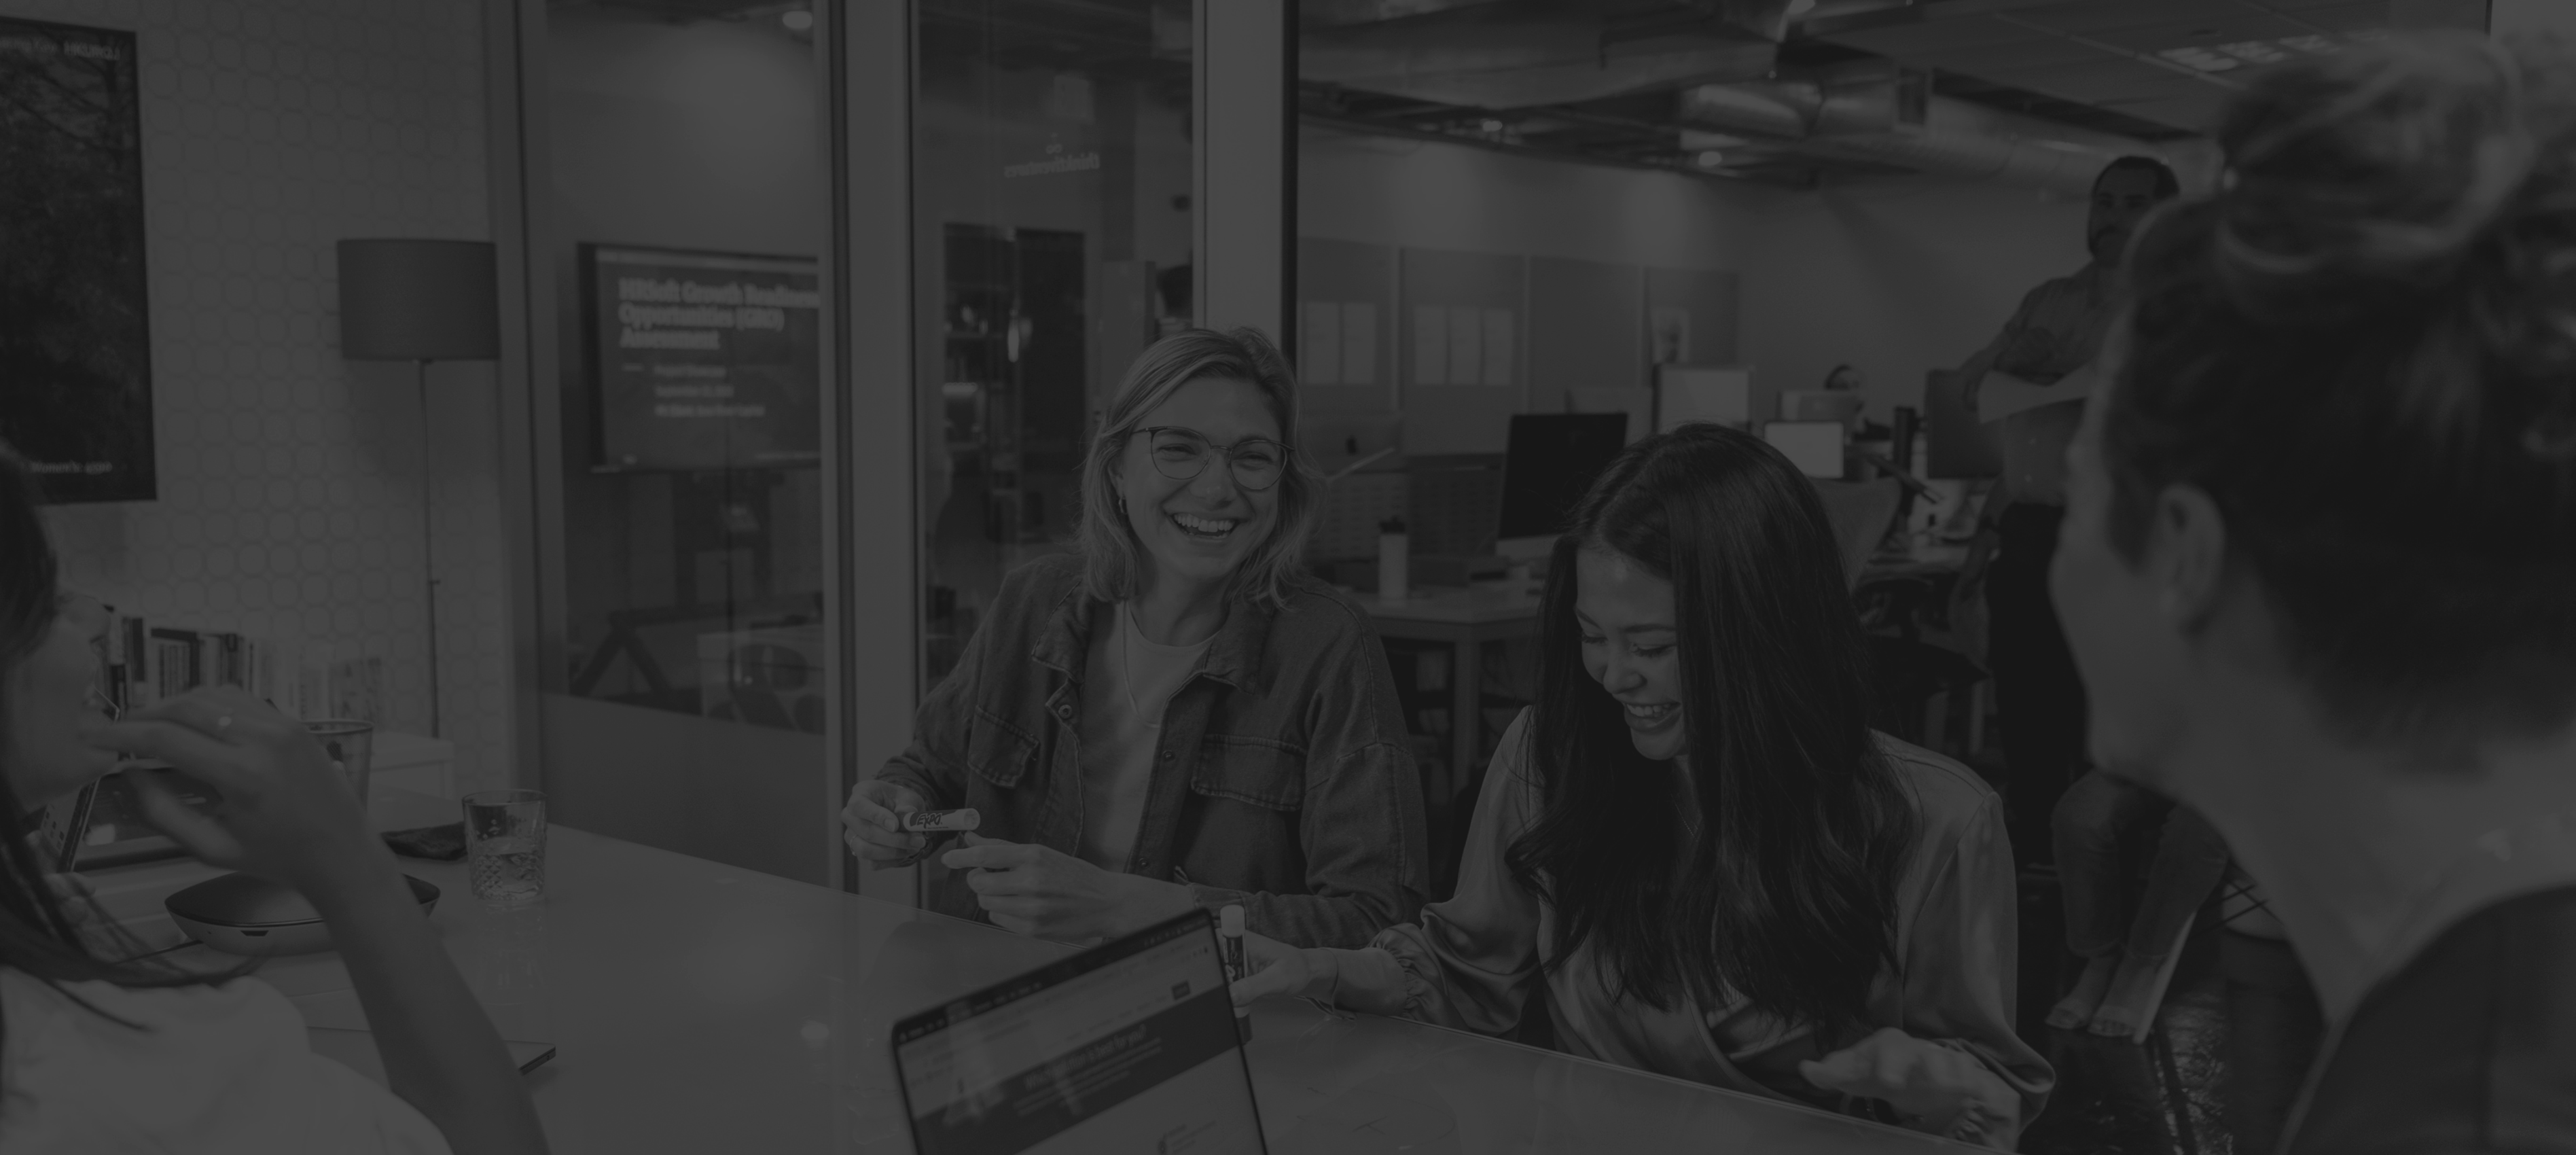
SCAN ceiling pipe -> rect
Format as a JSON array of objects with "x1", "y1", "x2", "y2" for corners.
[{"x1": 1675, "y1": 76, "x2": 2210, "y2": 195}]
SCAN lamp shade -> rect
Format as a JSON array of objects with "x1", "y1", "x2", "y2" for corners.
[{"x1": 336, "y1": 239, "x2": 500, "y2": 361}]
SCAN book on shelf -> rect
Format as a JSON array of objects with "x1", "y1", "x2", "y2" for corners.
[
  {"x1": 61, "y1": 607, "x2": 401, "y2": 870},
  {"x1": 96, "y1": 612, "x2": 381, "y2": 724}
]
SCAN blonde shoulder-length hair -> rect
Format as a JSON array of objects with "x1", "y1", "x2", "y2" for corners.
[{"x1": 1077, "y1": 327, "x2": 1319, "y2": 611}]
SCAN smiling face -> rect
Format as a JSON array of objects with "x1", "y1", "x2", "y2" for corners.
[
  {"x1": 1, "y1": 592, "x2": 117, "y2": 809},
  {"x1": 1113, "y1": 375, "x2": 1284, "y2": 594},
  {"x1": 1575, "y1": 548, "x2": 1687, "y2": 761},
  {"x1": 2089, "y1": 164, "x2": 2166, "y2": 268}
]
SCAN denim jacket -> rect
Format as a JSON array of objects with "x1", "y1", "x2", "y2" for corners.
[{"x1": 876, "y1": 552, "x2": 1429, "y2": 948}]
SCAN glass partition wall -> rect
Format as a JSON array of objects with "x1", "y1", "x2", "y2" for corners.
[
  {"x1": 519, "y1": 0, "x2": 839, "y2": 885},
  {"x1": 501, "y1": 0, "x2": 1275, "y2": 900},
  {"x1": 915, "y1": 1, "x2": 1196, "y2": 686}
]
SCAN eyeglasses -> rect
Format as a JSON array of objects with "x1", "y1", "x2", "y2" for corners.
[{"x1": 1132, "y1": 426, "x2": 1289, "y2": 492}]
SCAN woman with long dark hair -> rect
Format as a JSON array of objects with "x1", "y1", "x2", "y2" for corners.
[
  {"x1": 0, "y1": 444, "x2": 545, "y2": 1152},
  {"x1": 1231, "y1": 425, "x2": 2050, "y2": 1147}
]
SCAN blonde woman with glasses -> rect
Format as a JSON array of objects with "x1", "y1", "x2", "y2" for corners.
[{"x1": 842, "y1": 328, "x2": 1427, "y2": 949}]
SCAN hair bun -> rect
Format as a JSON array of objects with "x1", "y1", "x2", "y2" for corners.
[{"x1": 2211, "y1": 33, "x2": 2556, "y2": 323}]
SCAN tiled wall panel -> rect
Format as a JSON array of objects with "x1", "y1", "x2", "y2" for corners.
[{"x1": 12, "y1": 0, "x2": 512, "y2": 794}]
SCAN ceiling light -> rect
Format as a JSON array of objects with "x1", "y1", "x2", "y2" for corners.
[
  {"x1": 1479, "y1": 118, "x2": 1504, "y2": 133},
  {"x1": 781, "y1": 8, "x2": 812, "y2": 31},
  {"x1": 1696, "y1": 150, "x2": 1726, "y2": 168},
  {"x1": 1786, "y1": 0, "x2": 1818, "y2": 14}
]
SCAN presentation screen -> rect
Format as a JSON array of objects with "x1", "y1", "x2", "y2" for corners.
[{"x1": 582, "y1": 243, "x2": 821, "y2": 472}]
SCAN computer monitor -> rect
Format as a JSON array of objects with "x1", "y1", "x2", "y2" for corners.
[
  {"x1": 892, "y1": 912, "x2": 1268, "y2": 1155},
  {"x1": 1495, "y1": 413, "x2": 1629, "y2": 560}
]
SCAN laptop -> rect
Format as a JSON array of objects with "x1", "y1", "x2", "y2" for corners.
[{"x1": 892, "y1": 911, "x2": 1268, "y2": 1155}]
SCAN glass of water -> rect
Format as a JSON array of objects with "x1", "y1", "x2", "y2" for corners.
[
  {"x1": 304, "y1": 720, "x2": 374, "y2": 808},
  {"x1": 462, "y1": 789, "x2": 548, "y2": 906}
]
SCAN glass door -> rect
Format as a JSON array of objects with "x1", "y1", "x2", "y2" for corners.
[
  {"x1": 497, "y1": 0, "x2": 1278, "y2": 899},
  {"x1": 517, "y1": 0, "x2": 840, "y2": 885},
  {"x1": 914, "y1": 1, "x2": 1197, "y2": 686}
]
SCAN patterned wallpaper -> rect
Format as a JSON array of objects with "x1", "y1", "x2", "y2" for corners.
[{"x1": 12, "y1": 0, "x2": 514, "y2": 795}]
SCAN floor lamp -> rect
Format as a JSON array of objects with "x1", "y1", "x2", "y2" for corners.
[{"x1": 336, "y1": 239, "x2": 499, "y2": 738}]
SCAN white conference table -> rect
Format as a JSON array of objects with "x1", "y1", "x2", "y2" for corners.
[{"x1": 84, "y1": 788, "x2": 1973, "y2": 1154}]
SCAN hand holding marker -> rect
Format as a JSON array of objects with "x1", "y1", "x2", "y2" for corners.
[
  {"x1": 904, "y1": 808, "x2": 980, "y2": 834},
  {"x1": 1219, "y1": 905, "x2": 1251, "y2": 1042}
]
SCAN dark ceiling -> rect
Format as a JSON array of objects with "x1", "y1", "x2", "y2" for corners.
[{"x1": 567, "y1": 0, "x2": 2486, "y2": 188}]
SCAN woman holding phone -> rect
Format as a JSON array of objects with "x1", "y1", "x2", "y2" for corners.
[
  {"x1": 0, "y1": 444, "x2": 545, "y2": 1153},
  {"x1": 1228, "y1": 425, "x2": 2050, "y2": 1148},
  {"x1": 842, "y1": 328, "x2": 1425, "y2": 949}
]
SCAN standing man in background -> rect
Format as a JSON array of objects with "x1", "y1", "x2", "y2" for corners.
[{"x1": 1955, "y1": 156, "x2": 2179, "y2": 869}]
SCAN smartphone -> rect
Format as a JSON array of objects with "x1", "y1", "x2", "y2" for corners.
[{"x1": 382, "y1": 823, "x2": 467, "y2": 861}]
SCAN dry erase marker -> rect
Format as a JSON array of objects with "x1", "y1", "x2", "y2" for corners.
[
  {"x1": 904, "y1": 808, "x2": 980, "y2": 834},
  {"x1": 1219, "y1": 904, "x2": 1251, "y2": 1042}
]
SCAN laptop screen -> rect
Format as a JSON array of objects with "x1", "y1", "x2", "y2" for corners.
[{"x1": 891, "y1": 912, "x2": 1267, "y2": 1155}]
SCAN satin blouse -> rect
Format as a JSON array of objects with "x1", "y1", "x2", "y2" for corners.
[{"x1": 1340, "y1": 711, "x2": 2054, "y2": 1144}]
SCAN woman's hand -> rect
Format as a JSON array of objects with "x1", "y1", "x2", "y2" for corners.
[
  {"x1": 89, "y1": 687, "x2": 388, "y2": 893},
  {"x1": 939, "y1": 834, "x2": 1196, "y2": 941},
  {"x1": 1228, "y1": 931, "x2": 1327, "y2": 1006},
  {"x1": 92, "y1": 688, "x2": 548, "y2": 1154},
  {"x1": 1801, "y1": 1029, "x2": 2010, "y2": 1139},
  {"x1": 840, "y1": 779, "x2": 932, "y2": 865}
]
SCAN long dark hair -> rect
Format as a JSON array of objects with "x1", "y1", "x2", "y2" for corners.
[
  {"x1": 1503, "y1": 425, "x2": 1917, "y2": 1039},
  {"x1": 0, "y1": 444, "x2": 232, "y2": 1052},
  {"x1": 2110, "y1": 33, "x2": 2576, "y2": 750}
]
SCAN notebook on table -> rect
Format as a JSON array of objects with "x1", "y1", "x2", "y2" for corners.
[{"x1": 891, "y1": 910, "x2": 1268, "y2": 1155}]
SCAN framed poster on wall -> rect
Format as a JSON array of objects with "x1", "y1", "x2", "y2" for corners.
[{"x1": 0, "y1": 17, "x2": 156, "y2": 503}]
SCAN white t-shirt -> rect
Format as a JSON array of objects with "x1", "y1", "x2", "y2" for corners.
[
  {"x1": 0, "y1": 967, "x2": 451, "y2": 1154},
  {"x1": 1076, "y1": 601, "x2": 1211, "y2": 871}
]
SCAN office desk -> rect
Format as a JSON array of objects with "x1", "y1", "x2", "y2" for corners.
[
  {"x1": 1360, "y1": 582, "x2": 1541, "y2": 804},
  {"x1": 86, "y1": 789, "x2": 1966, "y2": 1153},
  {"x1": 1859, "y1": 539, "x2": 1971, "y2": 585}
]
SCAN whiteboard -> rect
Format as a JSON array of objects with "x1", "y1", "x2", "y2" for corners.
[{"x1": 1657, "y1": 366, "x2": 1751, "y2": 429}]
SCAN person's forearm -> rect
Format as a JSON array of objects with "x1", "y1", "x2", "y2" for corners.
[
  {"x1": 1931, "y1": 1055, "x2": 2024, "y2": 1151},
  {"x1": 1304, "y1": 946, "x2": 1410, "y2": 1015},
  {"x1": 308, "y1": 846, "x2": 548, "y2": 1155}
]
